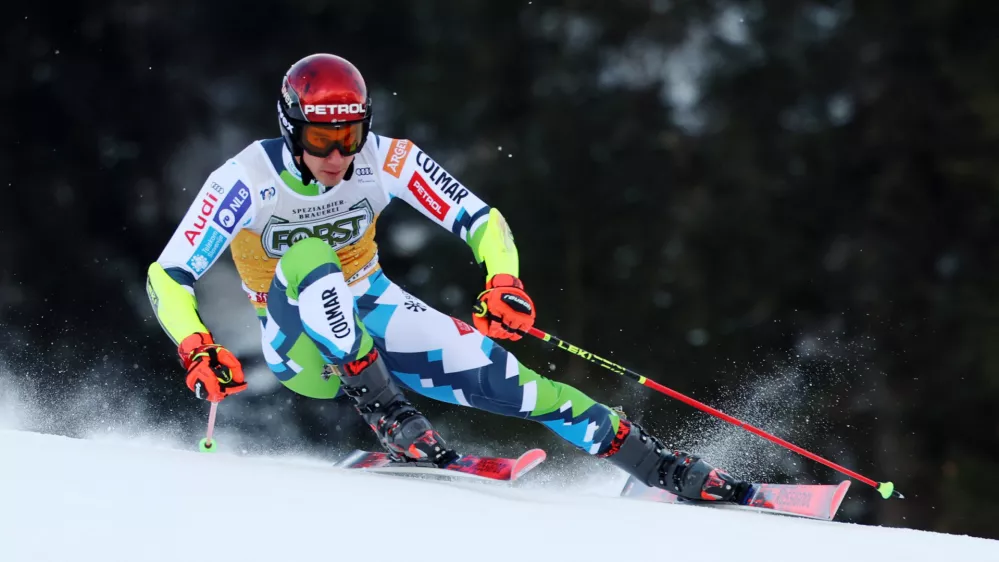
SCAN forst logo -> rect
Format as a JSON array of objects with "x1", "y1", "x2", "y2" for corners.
[
  {"x1": 270, "y1": 217, "x2": 364, "y2": 250},
  {"x1": 184, "y1": 193, "x2": 219, "y2": 245},
  {"x1": 262, "y1": 200, "x2": 373, "y2": 257},
  {"x1": 382, "y1": 139, "x2": 413, "y2": 178},
  {"x1": 304, "y1": 103, "x2": 366, "y2": 117},
  {"x1": 213, "y1": 181, "x2": 252, "y2": 234}
]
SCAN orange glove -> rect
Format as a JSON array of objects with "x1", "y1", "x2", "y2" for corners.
[
  {"x1": 472, "y1": 274, "x2": 536, "y2": 341},
  {"x1": 178, "y1": 332, "x2": 247, "y2": 402}
]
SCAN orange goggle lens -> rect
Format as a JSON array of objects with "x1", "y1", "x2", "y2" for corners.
[{"x1": 299, "y1": 121, "x2": 366, "y2": 157}]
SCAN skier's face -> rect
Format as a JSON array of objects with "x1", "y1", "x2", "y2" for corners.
[{"x1": 301, "y1": 149, "x2": 355, "y2": 187}]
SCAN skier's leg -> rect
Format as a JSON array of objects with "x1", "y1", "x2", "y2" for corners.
[
  {"x1": 351, "y1": 272, "x2": 747, "y2": 501},
  {"x1": 259, "y1": 237, "x2": 455, "y2": 464},
  {"x1": 258, "y1": 237, "x2": 371, "y2": 398}
]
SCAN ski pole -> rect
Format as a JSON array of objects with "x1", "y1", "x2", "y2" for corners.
[
  {"x1": 199, "y1": 401, "x2": 219, "y2": 453},
  {"x1": 517, "y1": 323, "x2": 901, "y2": 499}
]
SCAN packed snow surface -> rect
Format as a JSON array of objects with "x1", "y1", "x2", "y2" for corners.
[{"x1": 2, "y1": 429, "x2": 996, "y2": 562}]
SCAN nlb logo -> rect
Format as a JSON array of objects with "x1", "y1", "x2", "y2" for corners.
[{"x1": 213, "y1": 181, "x2": 252, "y2": 234}]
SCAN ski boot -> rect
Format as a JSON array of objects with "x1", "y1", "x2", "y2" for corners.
[
  {"x1": 333, "y1": 348, "x2": 459, "y2": 467},
  {"x1": 600, "y1": 418, "x2": 751, "y2": 503}
]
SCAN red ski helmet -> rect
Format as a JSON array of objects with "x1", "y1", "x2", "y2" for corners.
[{"x1": 277, "y1": 54, "x2": 373, "y2": 180}]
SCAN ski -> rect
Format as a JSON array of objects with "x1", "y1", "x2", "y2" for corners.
[
  {"x1": 336, "y1": 448, "x2": 547, "y2": 483},
  {"x1": 620, "y1": 475, "x2": 851, "y2": 521}
]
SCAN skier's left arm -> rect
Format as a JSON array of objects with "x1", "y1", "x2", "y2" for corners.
[{"x1": 377, "y1": 136, "x2": 535, "y2": 340}]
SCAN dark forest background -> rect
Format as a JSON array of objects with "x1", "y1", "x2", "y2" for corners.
[{"x1": 3, "y1": 0, "x2": 999, "y2": 539}]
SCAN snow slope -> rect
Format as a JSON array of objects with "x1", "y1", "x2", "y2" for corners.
[{"x1": 1, "y1": 429, "x2": 996, "y2": 562}]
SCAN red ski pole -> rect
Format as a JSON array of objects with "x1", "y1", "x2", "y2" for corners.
[
  {"x1": 521, "y1": 325, "x2": 901, "y2": 499},
  {"x1": 198, "y1": 401, "x2": 219, "y2": 453}
]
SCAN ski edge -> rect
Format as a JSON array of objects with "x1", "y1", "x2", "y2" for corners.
[
  {"x1": 619, "y1": 476, "x2": 851, "y2": 522},
  {"x1": 336, "y1": 449, "x2": 374, "y2": 469},
  {"x1": 688, "y1": 500, "x2": 838, "y2": 521}
]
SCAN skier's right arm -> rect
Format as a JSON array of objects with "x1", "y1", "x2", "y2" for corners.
[{"x1": 146, "y1": 161, "x2": 256, "y2": 402}]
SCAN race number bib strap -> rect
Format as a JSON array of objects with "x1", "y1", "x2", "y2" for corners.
[
  {"x1": 468, "y1": 208, "x2": 520, "y2": 280},
  {"x1": 145, "y1": 262, "x2": 209, "y2": 345}
]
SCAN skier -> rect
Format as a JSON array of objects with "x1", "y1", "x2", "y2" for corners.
[{"x1": 146, "y1": 52, "x2": 749, "y2": 503}]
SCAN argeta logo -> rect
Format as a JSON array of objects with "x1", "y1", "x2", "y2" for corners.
[
  {"x1": 383, "y1": 139, "x2": 413, "y2": 178},
  {"x1": 407, "y1": 172, "x2": 450, "y2": 220}
]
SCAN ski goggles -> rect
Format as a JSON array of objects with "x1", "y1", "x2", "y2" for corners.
[{"x1": 297, "y1": 120, "x2": 367, "y2": 158}]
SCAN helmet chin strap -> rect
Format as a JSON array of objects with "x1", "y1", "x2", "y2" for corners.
[{"x1": 291, "y1": 145, "x2": 317, "y2": 186}]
